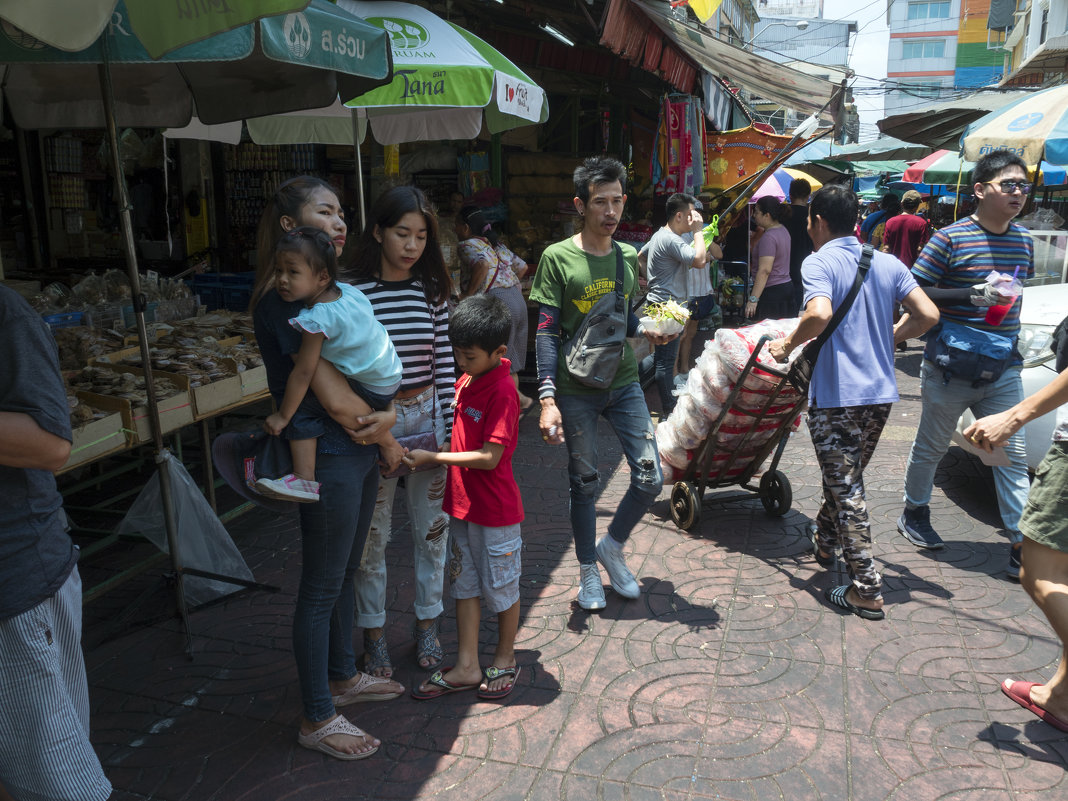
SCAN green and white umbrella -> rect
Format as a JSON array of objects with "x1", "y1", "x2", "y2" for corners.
[
  {"x1": 233, "y1": 0, "x2": 547, "y2": 145},
  {"x1": 0, "y1": 0, "x2": 313, "y2": 58},
  {"x1": 0, "y1": 0, "x2": 392, "y2": 128}
]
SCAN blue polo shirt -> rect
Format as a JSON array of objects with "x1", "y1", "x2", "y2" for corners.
[{"x1": 801, "y1": 237, "x2": 918, "y2": 409}]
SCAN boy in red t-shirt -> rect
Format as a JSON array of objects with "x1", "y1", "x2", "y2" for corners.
[{"x1": 403, "y1": 295, "x2": 524, "y2": 701}]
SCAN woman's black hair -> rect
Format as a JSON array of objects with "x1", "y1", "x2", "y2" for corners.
[
  {"x1": 250, "y1": 175, "x2": 338, "y2": 310},
  {"x1": 458, "y1": 205, "x2": 499, "y2": 247},
  {"x1": 273, "y1": 226, "x2": 338, "y2": 293},
  {"x1": 754, "y1": 195, "x2": 792, "y2": 224},
  {"x1": 345, "y1": 185, "x2": 452, "y2": 305}
]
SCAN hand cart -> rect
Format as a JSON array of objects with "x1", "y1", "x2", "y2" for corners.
[{"x1": 669, "y1": 334, "x2": 809, "y2": 530}]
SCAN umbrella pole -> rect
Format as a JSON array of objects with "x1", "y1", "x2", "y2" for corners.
[
  {"x1": 352, "y1": 110, "x2": 366, "y2": 233},
  {"x1": 98, "y1": 61, "x2": 194, "y2": 656}
]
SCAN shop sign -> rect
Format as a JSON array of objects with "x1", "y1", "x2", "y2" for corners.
[{"x1": 497, "y1": 79, "x2": 540, "y2": 122}]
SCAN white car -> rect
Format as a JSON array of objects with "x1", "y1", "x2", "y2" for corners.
[{"x1": 951, "y1": 281, "x2": 1067, "y2": 471}]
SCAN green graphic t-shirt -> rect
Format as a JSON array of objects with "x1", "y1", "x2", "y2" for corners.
[{"x1": 528, "y1": 237, "x2": 639, "y2": 395}]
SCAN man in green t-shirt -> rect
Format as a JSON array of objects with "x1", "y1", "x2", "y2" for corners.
[{"x1": 529, "y1": 156, "x2": 673, "y2": 611}]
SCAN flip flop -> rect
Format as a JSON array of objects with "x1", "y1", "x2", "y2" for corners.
[
  {"x1": 807, "y1": 523, "x2": 835, "y2": 568},
  {"x1": 332, "y1": 671, "x2": 404, "y2": 707},
  {"x1": 478, "y1": 665, "x2": 520, "y2": 700},
  {"x1": 1000, "y1": 679, "x2": 1068, "y2": 732},
  {"x1": 410, "y1": 667, "x2": 479, "y2": 700},
  {"x1": 297, "y1": 715, "x2": 379, "y2": 761},
  {"x1": 823, "y1": 584, "x2": 885, "y2": 621}
]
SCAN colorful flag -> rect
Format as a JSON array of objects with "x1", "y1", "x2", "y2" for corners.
[{"x1": 687, "y1": 0, "x2": 724, "y2": 24}]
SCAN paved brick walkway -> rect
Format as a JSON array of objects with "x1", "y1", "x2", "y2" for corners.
[{"x1": 81, "y1": 345, "x2": 1068, "y2": 800}]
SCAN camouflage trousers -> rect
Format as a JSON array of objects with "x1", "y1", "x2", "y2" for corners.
[{"x1": 808, "y1": 403, "x2": 892, "y2": 601}]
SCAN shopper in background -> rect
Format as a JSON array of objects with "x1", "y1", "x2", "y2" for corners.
[
  {"x1": 252, "y1": 176, "x2": 405, "y2": 761},
  {"x1": 636, "y1": 192, "x2": 707, "y2": 413},
  {"x1": 882, "y1": 189, "x2": 931, "y2": 267},
  {"x1": 456, "y1": 205, "x2": 533, "y2": 413},
  {"x1": 0, "y1": 285, "x2": 112, "y2": 800},
  {"x1": 784, "y1": 178, "x2": 813, "y2": 314},
  {"x1": 746, "y1": 196, "x2": 794, "y2": 321},
  {"x1": 859, "y1": 193, "x2": 898, "y2": 245},
  {"x1": 868, "y1": 193, "x2": 901, "y2": 251},
  {"x1": 346, "y1": 186, "x2": 456, "y2": 680}
]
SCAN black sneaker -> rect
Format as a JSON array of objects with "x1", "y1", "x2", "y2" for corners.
[
  {"x1": 1007, "y1": 543, "x2": 1022, "y2": 581},
  {"x1": 897, "y1": 505, "x2": 945, "y2": 550}
]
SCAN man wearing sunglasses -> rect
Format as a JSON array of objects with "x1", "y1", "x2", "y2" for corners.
[{"x1": 895, "y1": 151, "x2": 1035, "y2": 579}]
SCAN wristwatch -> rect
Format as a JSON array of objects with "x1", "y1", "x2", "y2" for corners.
[{"x1": 748, "y1": 295, "x2": 760, "y2": 303}]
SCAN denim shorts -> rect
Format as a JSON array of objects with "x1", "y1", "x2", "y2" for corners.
[
  {"x1": 1021, "y1": 442, "x2": 1068, "y2": 552},
  {"x1": 448, "y1": 518, "x2": 522, "y2": 613}
]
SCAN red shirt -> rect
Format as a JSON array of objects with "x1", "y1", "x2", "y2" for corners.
[
  {"x1": 443, "y1": 359, "x2": 523, "y2": 526},
  {"x1": 883, "y1": 212, "x2": 930, "y2": 267}
]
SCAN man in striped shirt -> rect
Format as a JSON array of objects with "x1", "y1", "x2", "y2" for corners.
[{"x1": 896, "y1": 151, "x2": 1035, "y2": 579}]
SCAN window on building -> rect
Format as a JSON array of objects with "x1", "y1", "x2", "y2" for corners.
[
  {"x1": 897, "y1": 79, "x2": 947, "y2": 98},
  {"x1": 902, "y1": 38, "x2": 947, "y2": 59},
  {"x1": 907, "y1": 1, "x2": 951, "y2": 20},
  {"x1": 1040, "y1": 8, "x2": 1049, "y2": 43}
]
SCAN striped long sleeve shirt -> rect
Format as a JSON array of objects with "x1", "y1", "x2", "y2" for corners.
[{"x1": 353, "y1": 277, "x2": 455, "y2": 436}]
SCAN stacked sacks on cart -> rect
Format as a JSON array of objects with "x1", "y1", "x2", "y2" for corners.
[{"x1": 657, "y1": 318, "x2": 808, "y2": 484}]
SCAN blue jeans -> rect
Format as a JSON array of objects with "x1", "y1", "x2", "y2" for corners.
[
  {"x1": 639, "y1": 337, "x2": 681, "y2": 413},
  {"x1": 904, "y1": 362, "x2": 1029, "y2": 543},
  {"x1": 355, "y1": 387, "x2": 448, "y2": 628},
  {"x1": 293, "y1": 447, "x2": 380, "y2": 722},
  {"x1": 556, "y1": 381, "x2": 662, "y2": 565}
]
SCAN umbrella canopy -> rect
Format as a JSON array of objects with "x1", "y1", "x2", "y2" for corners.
[
  {"x1": 0, "y1": 0, "x2": 392, "y2": 128},
  {"x1": 750, "y1": 168, "x2": 822, "y2": 202},
  {"x1": 337, "y1": 0, "x2": 548, "y2": 144},
  {"x1": 961, "y1": 84, "x2": 1068, "y2": 165},
  {"x1": 0, "y1": 0, "x2": 313, "y2": 58},
  {"x1": 903, "y1": 149, "x2": 1068, "y2": 186}
]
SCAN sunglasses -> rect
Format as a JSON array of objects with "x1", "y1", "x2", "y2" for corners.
[{"x1": 985, "y1": 180, "x2": 1033, "y2": 195}]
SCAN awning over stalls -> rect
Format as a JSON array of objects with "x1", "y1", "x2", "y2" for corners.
[
  {"x1": 814, "y1": 159, "x2": 911, "y2": 176},
  {"x1": 877, "y1": 91, "x2": 1033, "y2": 150},
  {"x1": 1000, "y1": 33, "x2": 1068, "y2": 85},
  {"x1": 601, "y1": 0, "x2": 843, "y2": 126}
]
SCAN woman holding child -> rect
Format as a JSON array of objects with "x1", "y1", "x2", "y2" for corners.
[
  {"x1": 345, "y1": 186, "x2": 456, "y2": 680},
  {"x1": 250, "y1": 176, "x2": 405, "y2": 760}
]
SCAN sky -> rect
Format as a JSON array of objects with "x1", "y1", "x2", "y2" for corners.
[{"x1": 821, "y1": 0, "x2": 891, "y2": 141}]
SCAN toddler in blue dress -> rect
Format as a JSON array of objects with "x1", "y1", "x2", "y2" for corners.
[{"x1": 256, "y1": 227, "x2": 401, "y2": 502}]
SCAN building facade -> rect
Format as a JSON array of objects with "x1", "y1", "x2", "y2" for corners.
[
  {"x1": 884, "y1": 0, "x2": 1007, "y2": 118},
  {"x1": 995, "y1": 0, "x2": 1068, "y2": 86}
]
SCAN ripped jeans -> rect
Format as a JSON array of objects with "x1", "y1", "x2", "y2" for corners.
[
  {"x1": 355, "y1": 388, "x2": 449, "y2": 628},
  {"x1": 556, "y1": 381, "x2": 662, "y2": 564}
]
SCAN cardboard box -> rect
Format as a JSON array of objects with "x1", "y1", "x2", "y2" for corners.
[
  {"x1": 190, "y1": 365, "x2": 244, "y2": 419},
  {"x1": 93, "y1": 364, "x2": 195, "y2": 443},
  {"x1": 63, "y1": 393, "x2": 129, "y2": 470},
  {"x1": 238, "y1": 364, "x2": 268, "y2": 397}
]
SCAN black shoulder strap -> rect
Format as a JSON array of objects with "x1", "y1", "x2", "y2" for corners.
[
  {"x1": 612, "y1": 243, "x2": 626, "y2": 312},
  {"x1": 809, "y1": 244, "x2": 874, "y2": 353}
]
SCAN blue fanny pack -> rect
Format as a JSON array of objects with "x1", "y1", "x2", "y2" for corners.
[{"x1": 928, "y1": 320, "x2": 1016, "y2": 386}]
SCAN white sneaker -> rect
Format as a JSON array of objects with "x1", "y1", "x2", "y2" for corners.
[
  {"x1": 595, "y1": 537, "x2": 640, "y2": 599},
  {"x1": 577, "y1": 563, "x2": 606, "y2": 610},
  {"x1": 254, "y1": 473, "x2": 320, "y2": 503}
]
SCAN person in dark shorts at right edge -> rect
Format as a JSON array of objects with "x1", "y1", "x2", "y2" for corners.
[{"x1": 894, "y1": 151, "x2": 1035, "y2": 578}]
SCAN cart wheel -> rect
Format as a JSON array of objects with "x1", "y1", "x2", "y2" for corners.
[
  {"x1": 759, "y1": 470, "x2": 792, "y2": 517},
  {"x1": 670, "y1": 481, "x2": 702, "y2": 530}
]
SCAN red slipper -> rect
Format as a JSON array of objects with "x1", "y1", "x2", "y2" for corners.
[
  {"x1": 478, "y1": 665, "x2": 520, "y2": 700},
  {"x1": 1000, "y1": 678, "x2": 1068, "y2": 732}
]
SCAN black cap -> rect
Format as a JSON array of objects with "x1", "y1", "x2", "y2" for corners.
[{"x1": 211, "y1": 429, "x2": 297, "y2": 513}]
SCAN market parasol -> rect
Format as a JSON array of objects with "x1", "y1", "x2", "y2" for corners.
[
  {"x1": 750, "y1": 167, "x2": 823, "y2": 202},
  {"x1": 902, "y1": 149, "x2": 1067, "y2": 187},
  {"x1": 0, "y1": 0, "x2": 313, "y2": 58},
  {"x1": 0, "y1": 0, "x2": 392, "y2": 647},
  {"x1": 960, "y1": 84, "x2": 1068, "y2": 166}
]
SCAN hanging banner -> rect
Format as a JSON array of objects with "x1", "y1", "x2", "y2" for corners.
[{"x1": 703, "y1": 125, "x2": 796, "y2": 191}]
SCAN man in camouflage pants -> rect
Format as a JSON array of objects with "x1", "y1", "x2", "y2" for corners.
[{"x1": 770, "y1": 185, "x2": 938, "y2": 620}]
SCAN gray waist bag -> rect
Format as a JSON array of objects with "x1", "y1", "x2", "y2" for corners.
[{"x1": 562, "y1": 244, "x2": 627, "y2": 389}]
